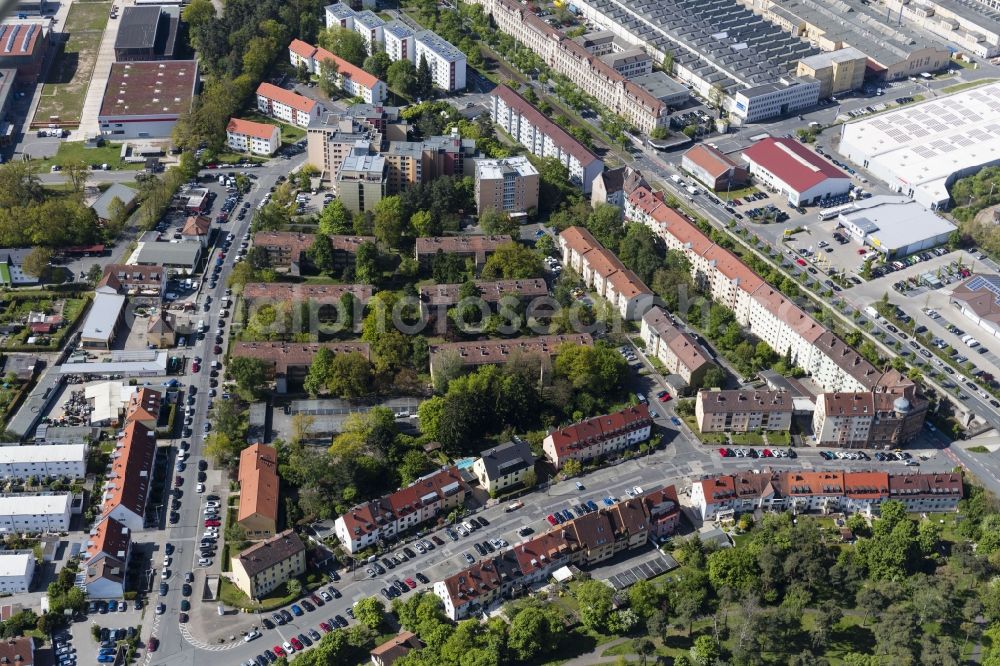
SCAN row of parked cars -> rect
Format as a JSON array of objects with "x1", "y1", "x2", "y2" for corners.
[{"x1": 718, "y1": 447, "x2": 796, "y2": 459}]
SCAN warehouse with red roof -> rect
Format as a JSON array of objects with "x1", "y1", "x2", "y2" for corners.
[{"x1": 741, "y1": 137, "x2": 851, "y2": 206}]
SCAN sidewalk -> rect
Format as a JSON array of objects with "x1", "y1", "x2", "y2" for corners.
[{"x1": 73, "y1": 0, "x2": 131, "y2": 140}]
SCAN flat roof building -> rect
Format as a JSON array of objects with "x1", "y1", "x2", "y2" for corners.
[
  {"x1": 81, "y1": 292, "x2": 127, "y2": 349},
  {"x1": 414, "y1": 31, "x2": 466, "y2": 91},
  {"x1": 0, "y1": 552, "x2": 35, "y2": 593},
  {"x1": 837, "y1": 196, "x2": 956, "y2": 258},
  {"x1": 98, "y1": 60, "x2": 198, "y2": 138},
  {"x1": 882, "y1": 0, "x2": 1000, "y2": 59},
  {"x1": 839, "y1": 81, "x2": 1000, "y2": 209},
  {"x1": 796, "y1": 47, "x2": 867, "y2": 99},
  {"x1": 742, "y1": 137, "x2": 851, "y2": 206},
  {"x1": 474, "y1": 156, "x2": 539, "y2": 215},
  {"x1": 337, "y1": 146, "x2": 386, "y2": 213},
  {"x1": 129, "y1": 240, "x2": 203, "y2": 273},
  {"x1": 0, "y1": 493, "x2": 72, "y2": 533},
  {"x1": 0, "y1": 444, "x2": 86, "y2": 479},
  {"x1": 630, "y1": 71, "x2": 690, "y2": 107},
  {"x1": 114, "y1": 5, "x2": 179, "y2": 61}
]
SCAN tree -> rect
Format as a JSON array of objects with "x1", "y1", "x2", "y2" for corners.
[
  {"x1": 690, "y1": 635, "x2": 720, "y2": 666},
  {"x1": 628, "y1": 579, "x2": 663, "y2": 620},
  {"x1": 355, "y1": 241, "x2": 379, "y2": 284},
  {"x1": 576, "y1": 580, "x2": 615, "y2": 632},
  {"x1": 318, "y1": 58, "x2": 341, "y2": 99},
  {"x1": 481, "y1": 242, "x2": 544, "y2": 279},
  {"x1": 181, "y1": 0, "x2": 215, "y2": 29},
  {"x1": 507, "y1": 605, "x2": 560, "y2": 661},
  {"x1": 480, "y1": 210, "x2": 520, "y2": 236},
  {"x1": 204, "y1": 432, "x2": 239, "y2": 467},
  {"x1": 304, "y1": 347, "x2": 335, "y2": 397},
  {"x1": 64, "y1": 160, "x2": 90, "y2": 193},
  {"x1": 707, "y1": 546, "x2": 759, "y2": 593},
  {"x1": 416, "y1": 54, "x2": 433, "y2": 98},
  {"x1": 307, "y1": 235, "x2": 336, "y2": 274},
  {"x1": 105, "y1": 196, "x2": 129, "y2": 238},
  {"x1": 363, "y1": 52, "x2": 392, "y2": 78},
  {"x1": 353, "y1": 596, "x2": 385, "y2": 630},
  {"x1": 318, "y1": 27, "x2": 367, "y2": 66},
  {"x1": 410, "y1": 209, "x2": 439, "y2": 237},
  {"x1": 373, "y1": 196, "x2": 405, "y2": 248},
  {"x1": 386, "y1": 59, "x2": 417, "y2": 96},
  {"x1": 21, "y1": 247, "x2": 52, "y2": 279},
  {"x1": 228, "y1": 357, "x2": 270, "y2": 399},
  {"x1": 326, "y1": 352, "x2": 373, "y2": 398},
  {"x1": 86, "y1": 263, "x2": 103, "y2": 285},
  {"x1": 319, "y1": 199, "x2": 353, "y2": 235},
  {"x1": 698, "y1": 365, "x2": 726, "y2": 390},
  {"x1": 662, "y1": 50, "x2": 675, "y2": 73},
  {"x1": 586, "y1": 203, "x2": 626, "y2": 249},
  {"x1": 561, "y1": 458, "x2": 582, "y2": 477}
]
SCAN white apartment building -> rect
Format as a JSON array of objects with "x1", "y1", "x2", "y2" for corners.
[
  {"x1": 383, "y1": 21, "x2": 415, "y2": 63},
  {"x1": 256, "y1": 82, "x2": 320, "y2": 129},
  {"x1": 324, "y1": 2, "x2": 355, "y2": 29},
  {"x1": 334, "y1": 467, "x2": 470, "y2": 553},
  {"x1": 289, "y1": 40, "x2": 388, "y2": 104},
  {"x1": 353, "y1": 10, "x2": 385, "y2": 55},
  {"x1": 490, "y1": 84, "x2": 603, "y2": 193},
  {"x1": 226, "y1": 118, "x2": 280, "y2": 156},
  {"x1": 0, "y1": 444, "x2": 86, "y2": 479},
  {"x1": 0, "y1": 493, "x2": 72, "y2": 533},
  {"x1": 558, "y1": 226, "x2": 654, "y2": 320},
  {"x1": 0, "y1": 552, "x2": 35, "y2": 593},
  {"x1": 415, "y1": 31, "x2": 467, "y2": 91}
]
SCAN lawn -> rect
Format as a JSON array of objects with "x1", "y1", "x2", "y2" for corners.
[
  {"x1": 219, "y1": 578, "x2": 302, "y2": 612},
  {"x1": 680, "y1": 414, "x2": 727, "y2": 444},
  {"x1": 34, "y1": 1, "x2": 111, "y2": 126},
  {"x1": 731, "y1": 432, "x2": 764, "y2": 445},
  {"x1": 717, "y1": 186, "x2": 758, "y2": 201},
  {"x1": 942, "y1": 78, "x2": 998, "y2": 94},
  {"x1": 33, "y1": 142, "x2": 145, "y2": 171},
  {"x1": 765, "y1": 430, "x2": 791, "y2": 446}
]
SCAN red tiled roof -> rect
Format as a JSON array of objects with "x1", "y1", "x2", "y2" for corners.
[
  {"x1": 313, "y1": 46, "x2": 380, "y2": 90},
  {"x1": 227, "y1": 118, "x2": 278, "y2": 141},
  {"x1": 742, "y1": 138, "x2": 847, "y2": 193},
  {"x1": 238, "y1": 444, "x2": 279, "y2": 524},
  {"x1": 683, "y1": 144, "x2": 742, "y2": 179},
  {"x1": 384, "y1": 467, "x2": 467, "y2": 518},
  {"x1": 492, "y1": 85, "x2": 600, "y2": 167},
  {"x1": 242, "y1": 283, "x2": 374, "y2": 305},
  {"x1": 289, "y1": 38, "x2": 317, "y2": 59},
  {"x1": 256, "y1": 82, "x2": 316, "y2": 113},
  {"x1": 546, "y1": 405, "x2": 652, "y2": 459},
  {"x1": 86, "y1": 516, "x2": 131, "y2": 561},
  {"x1": 102, "y1": 421, "x2": 156, "y2": 519},
  {"x1": 125, "y1": 387, "x2": 160, "y2": 423},
  {"x1": 233, "y1": 341, "x2": 371, "y2": 374},
  {"x1": 181, "y1": 215, "x2": 210, "y2": 236}
]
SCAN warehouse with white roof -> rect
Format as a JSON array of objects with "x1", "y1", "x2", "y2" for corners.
[
  {"x1": 0, "y1": 444, "x2": 87, "y2": 479},
  {"x1": 837, "y1": 196, "x2": 956, "y2": 258},
  {"x1": 839, "y1": 81, "x2": 1000, "y2": 210}
]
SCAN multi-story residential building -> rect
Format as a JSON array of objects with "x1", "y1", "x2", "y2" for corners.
[
  {"x1": 242, "y1": 283, "x2": 374, "y2": 309},
  {"x1": 696, "y1": 389, "x2": 793, "y2": 433},
  {"x1": 324, "y1": 2, "x2": 355, "y2": 29},
  {"x1": 124, "y1": 388, "x2": 161, "y2": 430},
  {"x1": 542, "y1": 404, "x2": 653, "y2": 469},
  {"x1": 813, "y1": 380, "x2": 929, "y2": 449},
  {"x1": 288, "y1": 40, "x2": 387, "y2": 104},
  {"x1": 100, "y1": 420, "x2": 156, "y2": 531},
  {"x1": 253, "y1": 231, "x2": 374, "y2": 274},
  {"x1": 232, "y1": 342, "x2": 371, "y2": 394},
  {"x1": 428, "y1": 334, "x2": 592, "y2": 383},
  {"x1": 639, "y1": 307, "x2": 712, "y2": 387},
  {"x1": 231, "y1": 530, "x2": 307, "y2": 599},
  {"x1": 306, "y1": 113, "x2": 382, "y2": 180},
  {"x1": 383, "y1": 21, "x2": 415, "y2": 63},
  {"x1": 256, "y1": 82, "x2": 320, "y2": 129},
  {"x1": 0, "y1": 493, "x2": 71, "y2": 532},
  {"x1": 434, "y1": 491, "x2": 666, "y2": 619},
  {"x1": 472, "y1": 440, "x2": 535, "y2": 494},
  {"x1": 414, "y1": 31, "x2": 466, "y2": 91},
  {"x1": 469, "y1": 0, "x2": 667, "y2": 133},
  {"x1": 418, "y1": 278, "x2": 547, "y2": 318},
  {"x1": 474, "y1": 156, "x2": 539, "y2": 216},
  {"x1": 79, "y1": 516, "x2": 131, "y2": 599},
  {"x1": 353, "y1": 10, "x2": 385, "y2": 55},
  {"x1": 590, "y1": 166, "x2": 648, "y2": 211},
  {"x1": 383, "y1": 134, "x2": 477, "y2": 192},
  {"x1": 96, "y1": 265, "x2": 166, "y2": 304},
  {"x1": 226, "y1": 118, "x2": 280, "y2": 156},
  {"x1": 691, "y1": 470, "x2": 963, "y2": 520},
  {"x1": 681, "y1": 144, "x2": 749, "y2": 192},
  {"x1": 489, "y1": 85, "x2": 603, "y2": 193},
  {"x1": 238, "y1": 444, "x2": 279, "y2": 540},
  {"x1": 337, "y1": 146, "x2": 387, "y2": 213},
  {"x1": 0, "y1": 444, "x2": 86, "y2": 479},
  {"x1": 334, "y1": 467, "x2": 470, "y2": 553},
  {"x1": 0, "y1": 552, "x2": 35, "y2": 593},
  {"x1": 558, "y1": 226, "x2": 654, "y2": 320},
  {"x1": 414, "y1": 235, "x2": 512, "y2": 270}
]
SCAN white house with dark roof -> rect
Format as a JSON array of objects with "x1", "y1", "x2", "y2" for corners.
[{"x1": 472, "y1": 440, "x2": 535, "y2": 494}]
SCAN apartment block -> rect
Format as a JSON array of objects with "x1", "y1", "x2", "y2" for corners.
[
  {"x1": 691, "y1": 469, "x2": 963, "y2": 521},
  {"x1": 288, "y1": 40, "x2": 387, "y2": 104},
  {"x1": 79, "y1": 516, "x2": 131, "y2": 599},
  {"x1": 428, "y1": 333, "x2": 592, "y2": 383},
  {"x1": 226, "y1": 118, "x2": 280, "y2": 156},
  {"x1": 639, "y1": 307, "x2": 712, "y2": 387},
  {"x1": 469, "y1": 0, "x2": 666, "y2": 133},
  {"x1": 695, "y1": 389, "x2": 793, "y2": 433},
  {"x1": 100, "y1": 420, "x2": 156, "y2": 531},
  {"x1": 418, "y1": 278, "x2": 548, "y2": 318},
  {"x1": 383, "y1": 21, "x2": 415, "y2": 63},
  {"x1": 334, "y1": 467, "x2": 470, "y2": 553},
  {"x1": 590, "y1": 165, "x2": 648, "y2": 210},
  {"x1": 558, "y1": 226, "x2": 654, "y2": 320},
  {"x1": 324, "y1": 2, "x2": 355, "y2": 29},
  {"x1": 813, "y1": 381, "x2": 929, "y2": 449},
  {"x1": 337, "y1": 146, "x2": 387, "y2": 213},
  {"x1": 474, "y1": 156, "x2": 539, "y2": 215},
  {"x1": 253, "y1": 231, "x2": 374, "y2": 274},
  {"x1": 353, "y1": 11, "x2": 385, "y2": 55},
  {"x1": 0, "y1": 493, "x2": 71, "y2": 532},
  {"x1": 542, "y1": 404, "x2": 653, "y2": 469},
  {"x1": 489, "y1": 85, "x2": 603, "y2": 193},
  {"x1": 414, "y1": 30, "x2": 466, "y2": 91},
  {"x1": 414, "y1": 235, "x2": 512, "y2": 270},
  {"x1": 0, "y1": 552, "x2": 34, "y2": 593},
  {"x1": 472, "y1": 440, "x2": 535, "y2": 494},
  {"x1": 238, "y1": 444, "x2": 279, "y2": 540},
  {"x1": 256, "y1": 82, "x2": 320, "y2": 128},
  {"x1": 0, "y1": 444, "x2": 86, "y2": 479},
  {"x1": 231, "y1": 530, "x2": 307, "y2": 599},
  {"x1": 232, "y1": 341, "x2": 371, "y2": 394}
]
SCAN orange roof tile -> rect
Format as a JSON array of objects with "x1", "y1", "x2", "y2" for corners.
[
  {"x1": 238, "y1": 444, "x2": 279, "y2": 524},
  {"x1": 256, "y1": 82, "x2": 316, "y2": 114},
  {"x1": 227, "y1": 118, "x2": 279, "y2": 141}
]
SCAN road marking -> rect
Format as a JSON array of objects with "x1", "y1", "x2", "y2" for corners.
[{"x1": 177, "y1": 623, "x2": 243, "y2": 652}]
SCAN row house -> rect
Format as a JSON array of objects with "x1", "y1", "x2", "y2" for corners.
[
  {"x1": 428, "y1": 334, "x2": 593, "y2": 383},
  {"x1": 414, "y1": 235, "x2": 512, "y2": 270},
  {"x1": 288, "y1": 40, "x2": 388, "y2": 104},
  {"x1": 253, "y1": 231, "x2": 374, "y2": 275},
  {"x1": 489, "y1": 85, "x2": 603, "y2": 193},
  {"x1": 468, "y1": 0, "x2": 667, "y2": 133},
  {"x1": 256, "y1": 82, "x2": 320, "y2": 129},
  {"x1": 231, "y1": 342, "x2": 371, "y2": 394},
  {"x1": 78, "y1": 516, "x2": 131, "y2": 599},
  {"x1": 639, "y1": 307, "x2": 712, "y2": 387},
  {"x1": 334, "y1": 467, "x2": 470, "y2": 553},
  {"x1": 695, "y1": 389, "x2": 793, "y2": 433},
  {"x1": 558, "y1": 226, "x2": 654, "y2": 320},
  {"x1": 434, "y1": 490, "x2": 671, "y2": 620},
  {"x1": 691, "y1": 469, "x2": 963, "y2": 520},
  {"x1": 100, "y1": 419, "x2": 157, "y2": 531},
  {"x1": 542, "y1": 404, "x2": 653, "y2": 470}
]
